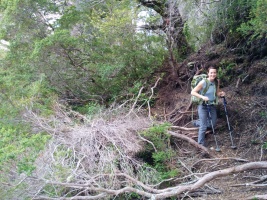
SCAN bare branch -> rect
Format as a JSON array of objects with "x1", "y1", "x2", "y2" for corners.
[
  {"x1": 147, "y1": 77, "x2": 161, "y2": 119},
  {"x1": 126, "y1": 86, "x2": 144, "y2": 117},
  {"x1": 19, "y1": 103, "x2": 267, "y2": 200},
  {"x1": 245, "y1": 194, "x2": 267, "y2": 200},
  {"x1": 138, "y1": 132, "x2": 158, "y2": 152},
  {"x1": 231, "y1": 175, "x2": 267, "y2": 187},
  {"x1": 171, "y1": 126, "x2": 198, "y2": 131},
  {"x1": 192, "y1": 157, "x2": 249, "y2": 169},
  {"x1": 30, "y1": 161, "x2": 267, "y2": 199},
  {"x1": 168, "y1": 131, "x2": 209, "y2": 154}
]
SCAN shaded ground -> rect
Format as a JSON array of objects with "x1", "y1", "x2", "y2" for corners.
[{"x1": 152, "y1": 42, "x2": 267, "y2": 199}]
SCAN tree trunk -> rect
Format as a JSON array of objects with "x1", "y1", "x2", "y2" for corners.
[{"x1": 138, "y1": 0, "x2": 191, "y2": 55}]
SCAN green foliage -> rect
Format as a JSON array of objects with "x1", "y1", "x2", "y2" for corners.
[
  {"x1": 32, "y1": 30, "x2": 78, "y2": 57},
  {"x1": 58, "y1": 6, "x2": 82, "y2": 29},
  {"x1": 21, "y1": 0, "x2": 167, "y2": 105},
  {"x1": 259, "y1": 111, "x2": 267, "y2": 119},
  {"x1": 0, "y1": 49, "x2": 7, "y2": 59},
  {"x1": 1, "y1": 0, "x2": 166, "y2": 108},
  {"x1": 218, "y1": 60, "x2": 237, "y2": 85},
  {"x1": 139, "y1": 123, "x2": 179, "y2": 180},
  {"x1": 211, "y1": 0, "x2": 255, "y2": 44},
  {"x1": 142, "y1": 123, "x2": 172, "y2": 151},
  {"x1": 152, "y1": 150, "x2": 179, "y2": 179},
  {"x1": 238, "y1": 0, "x2": 267, "y2": 39},
  {"x1": 0, "y1": 3, "x2": 167, "y2": 192},
  {"x1": 117, "y1": 192, "x2": 142, "y2": 200},
  {"x1": 0, "y1": 0, "x2": 58, "y2": 41},
  {"x1": 183, "y1": 22, "x2": 195, "y2": 50},
  {"x1": 0, "y1": 126, "x2": 50, "y2": 174},
  {"x1": 128, "y1": 192, "x2": 141, "y2": 199},
  {"x1": 184, "y1": 15, "x2": 213, "y2": 51},
  {"x1": 73, "y1": 102, "x2": 104, "y2": 120},
  {"x1": 0, "y1": 46, "x2": 55, "y2": 198}
]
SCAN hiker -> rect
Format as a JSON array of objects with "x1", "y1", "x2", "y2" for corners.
[{"x1": 191, "y1": 66, "x2": 225, "y2": 147}]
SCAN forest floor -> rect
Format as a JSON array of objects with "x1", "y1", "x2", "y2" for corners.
[{"x1": 151, "y1": 42, "x2": 267, "y2": 199}]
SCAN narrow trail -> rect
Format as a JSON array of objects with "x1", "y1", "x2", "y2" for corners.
[{"x1": 151, "y1": 42, "x2": 267, "y2": 199}]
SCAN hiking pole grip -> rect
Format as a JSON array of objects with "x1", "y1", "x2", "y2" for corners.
[
  {"x1": 221, "y1": 96, "x2": 228, "y2": 115},
  {"x1": 221, "y1": 96, "x2": 227, "y2": 105}
]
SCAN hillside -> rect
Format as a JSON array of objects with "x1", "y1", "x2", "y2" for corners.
[
  {"x1": 151, "y1": 40, "x2": 267, "y2": 199},
  {"x1": 0, "y1": 0, "x2": 266, "y2": 199}
]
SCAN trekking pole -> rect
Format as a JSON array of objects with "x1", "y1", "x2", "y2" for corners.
[
  {"x1": 221, "y1": 96, "x2": 237, "y2": 149},
  {"x1": 206, "y1": 103, "x2": 221, "y2": 152}
]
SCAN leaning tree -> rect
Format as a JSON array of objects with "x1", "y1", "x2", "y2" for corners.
[{"x1": 137, "y1": 0, "x2": 193, "y2": 85}]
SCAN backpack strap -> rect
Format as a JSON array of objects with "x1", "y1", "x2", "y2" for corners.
[
  {"x1": 191, "y1": 78, "x2": 210, "y2": 121},
  {"x1": 201, "y1": 78, "x2": 210, "y2": 96},
  {"x1": 196, "y1": 78, "x2": 210, "y2": 105},
  {"x1": 214, "y1": 79, "x2": 219, "y2": 105}
]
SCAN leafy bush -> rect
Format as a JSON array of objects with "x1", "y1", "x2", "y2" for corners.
[
  {"x1": 0, "y1": 57, "x2": 55, "y2": 198},
  {"x1": 211, "y1": 0, "x2": 254, "y2": 44},
  {"x1": 238, "y1": 0, "x2": 267, "y2": 39},
  {"x1": 218, "y1": 60, "x2": 237, "y2": 85},
  {"x1": 138, "y1": 123, "x2": 179, "y2": 180},
  {"x1": 0, "y1": 126, "x2": 50, "y2": 174}
]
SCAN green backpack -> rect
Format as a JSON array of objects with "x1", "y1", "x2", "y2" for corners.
[{"x1": 191, "y1": 74, "x2": 210, "y2": 105}]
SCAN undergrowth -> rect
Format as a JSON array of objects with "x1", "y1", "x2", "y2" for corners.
[{"x1": 137, "y1": 123, "x2": 179, "y2": 180}]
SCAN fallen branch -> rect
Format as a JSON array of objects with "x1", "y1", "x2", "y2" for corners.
[
  {"x1": 167, "y1": 100, "x2": 192, "y2": 125},
  {"x1": 179, "y1": 188, "x2": 221, "y2": 198},
  {"x1": 31, "y1": 161, "x2": 267, "y2": 200},
  {"x1": 153, "y1": 161, "x2": 267, "y2": 199},
  {"x1": 168, "y1": 131, "x2": 209, "y2": 154},
  {"x1": 245, "y1": 194, "x2": 267, "y2": 200},
  {"x1": 233, "y1": 183, "x2": 267, "y2": 187},
  {"x1": 231, "y1": 175, "x2": 267, "y2": 187},
  {"x1": 171, "y1": 126, "x2": 198, "y2": 131},
  {"x1": 192, "y1": 157, "x2": 249, "y2": 169}
]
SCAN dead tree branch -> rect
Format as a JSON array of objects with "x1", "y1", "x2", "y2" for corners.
[
  {"x1": 30, "y1": 161, "x2": 267, "y2": 199},
  {"x1": 147, "y1": 77, "x2": 161, "y2": 120},
  {"x1": 168, "y1": 131, "x2": 209, "y2": 154},
  {"x1": 231, "y1": 175, "x2": 267, "y2": 187},
  {"x1": 245, "y1": 194, "x2": 267, "y2": 200},
  {"x1": 192, "y1": 157, "x2": 249, "y2": 169},
  {"x1": 171, "y1": 126, "x2": 198, "y2": 131},
  {"x1": 126, "y1": 86, "x2": 144, "y2": 117}
]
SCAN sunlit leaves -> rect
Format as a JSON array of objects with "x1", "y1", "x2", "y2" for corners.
[
  {"x1": 0, "y1": 127, "x2": 50, "y2": 173},
  {"x1": 238, "y1": 0, "x2": 267, "y2": 39}
]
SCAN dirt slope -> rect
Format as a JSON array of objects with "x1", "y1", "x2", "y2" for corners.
[{"x1": 153, "y1": 42, "x2": 267, "y2": 199}]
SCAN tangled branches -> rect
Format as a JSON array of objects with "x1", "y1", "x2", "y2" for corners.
[{"x1": 3, "y1": 101, "x2": 267, "y2": 199}]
